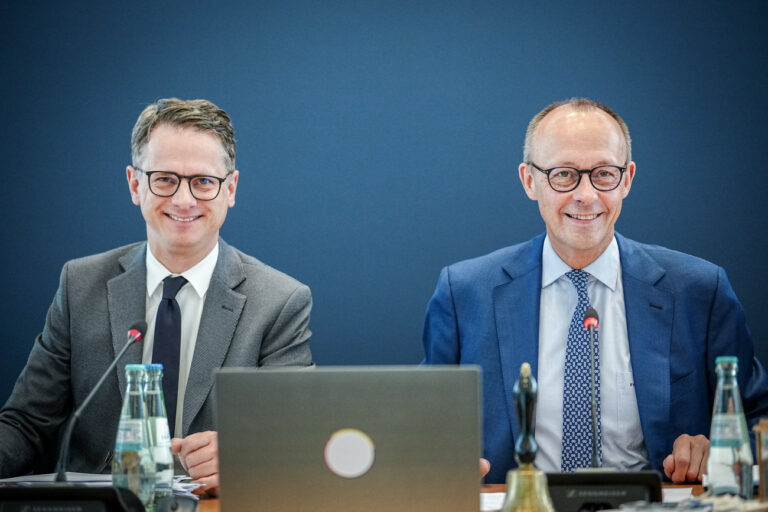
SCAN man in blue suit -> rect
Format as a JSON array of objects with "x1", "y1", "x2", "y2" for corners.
[{"x1": 423, "y1": 98, "x2": 768, "y2": 484}]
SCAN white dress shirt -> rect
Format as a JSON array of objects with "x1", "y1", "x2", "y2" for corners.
[
  {"x1": 534, "y1": 236, "x2": 649, "y2": 472},
  {"x1": 142, "y1": 243, "x2": 219, "y2": 437}
]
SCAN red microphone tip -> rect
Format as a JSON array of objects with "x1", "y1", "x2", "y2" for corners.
[
  {"x1": 583, "y1": 317, "x2": 599, "y2": 330},
  {"x1": 128, "y1": 329, "x2": 143, "y2": 342}
]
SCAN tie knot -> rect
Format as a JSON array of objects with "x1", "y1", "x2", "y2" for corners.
[
  {"x1": 162, "y1": 275, "x2": 187, "y2": 299},
  {"x1": 565, "y1": 269, "x2": 590, "y2": 296}
]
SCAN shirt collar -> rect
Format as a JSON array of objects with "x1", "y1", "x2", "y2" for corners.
[
  {"x1": 541, "y1": 235, "x2": 620, "y2": 291},
  {"x1": 146, "y1": 242, "x2": 220, "y2": 298}
]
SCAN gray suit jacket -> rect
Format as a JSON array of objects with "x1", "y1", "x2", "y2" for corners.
[{"x1": 0, "y1": 239, "x2": 313, "y2": 477}]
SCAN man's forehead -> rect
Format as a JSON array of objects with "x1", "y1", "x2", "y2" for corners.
[
  {"x1": 147, "y1": 122, "x2": 218, "y2": 142},
  {"x1": 143, "y1": 123, "x2": 229, "y2": 168},
  {"x1": 531, "y1": 105, "x2": 626, "y2": 162},
  {"x1": 538, "y1": 104, "x2": 619, "y2": 133}
]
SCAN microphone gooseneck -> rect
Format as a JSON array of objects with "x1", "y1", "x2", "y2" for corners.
[
  {"x1": 582, "y1": 307, "x2": 601, "y2": 468},
  {"x1": 55, "y1": 320, "x2": 147, "y2": 482}
]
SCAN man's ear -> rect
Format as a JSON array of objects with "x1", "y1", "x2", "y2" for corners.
[
  {"x1": 519, "y1": 162, "x2": 538, "y2": 200},
  {"x1": 127, "y1": 166, "x2": 141, "y2": 206},
  {"x1": 226, "y1": 170, "x2": 239, "y2": 208},
  {"x1": 620, "y1": 161, "x2": 636, "y2": 199}
]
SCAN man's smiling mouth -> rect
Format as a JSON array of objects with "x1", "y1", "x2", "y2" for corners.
[
  {"x1": 566, "y1": 213, "x2": 600, "y2": 220},
  {"x1": 167, "y1": 214, "x2": 200, "y2": 222}
]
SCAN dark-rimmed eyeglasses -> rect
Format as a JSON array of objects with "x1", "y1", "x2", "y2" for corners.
[
  {"x1": 134, "y1": 168, "x2": 232, "y2": 201},
  {"x1": 528, "y1": 162, "x2": 627, "y2": 192}
]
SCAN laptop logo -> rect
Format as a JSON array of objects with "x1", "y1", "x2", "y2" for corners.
[{"x1": 323, "y1": 428, "x2": 376, "y2": 478}]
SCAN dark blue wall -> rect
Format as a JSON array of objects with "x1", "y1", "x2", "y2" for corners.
[{"x1": 2, "y1": 1, "x2": 767, "y2": 401}]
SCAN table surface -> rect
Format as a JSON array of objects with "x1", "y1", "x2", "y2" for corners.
[{"x1": 196, "y1": 483, "x2": 704, "y2": 512}]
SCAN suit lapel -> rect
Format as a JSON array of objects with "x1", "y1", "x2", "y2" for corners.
[
  {"x1": 108, "y1": 243, "x2": 148, "y2": 400},
  {"x1": 182, "y1": 240, "x2": 246, "y2": 436},
  {"x1": 616, "y1": 234, "x2": 674, "y2": 466},
  {"x1": 495, "y1": 234, "x2": 544, "y2": 444}
]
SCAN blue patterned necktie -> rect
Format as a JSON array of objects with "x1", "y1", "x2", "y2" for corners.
[
  {"x1": 152, "y1": 275, "x2": 187, "y2": 438},
  {"x1": 560, "y1": 269, "x2": 602, "y2": 471}
]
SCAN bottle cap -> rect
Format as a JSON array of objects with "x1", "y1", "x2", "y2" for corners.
[
  {"x1": 715, "y1": 356, "x2": 738, "y2": 364},
  {"x1": 145, "y1": 363, "x2": 164, "y2": 370},
  {"x1": 124, "y1": 364, "x2": 145, "y2": 371}
]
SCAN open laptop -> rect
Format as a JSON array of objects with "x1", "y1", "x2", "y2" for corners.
[{"x1": 215, "y1": 366, "x2": 481, "y2": 512}]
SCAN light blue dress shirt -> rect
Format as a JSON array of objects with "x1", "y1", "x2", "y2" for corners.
[{"x1": 535, "y1": 235, "x2": 650, "y2": 472}]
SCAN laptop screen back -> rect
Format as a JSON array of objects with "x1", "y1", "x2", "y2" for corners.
[{"x1": 216, "y1": 366, "x2": 481, "y2": 512}]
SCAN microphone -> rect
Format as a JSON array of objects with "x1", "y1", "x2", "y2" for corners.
[
  {"x1": 583, "y1": 307, "x2": 601, "y2": 468},
  {"x1": 583, "y1": 308, "x2": 599, "y2": 332},
  {"x1": 55, "y1": 320, "x2": 147, "y2": 482}
]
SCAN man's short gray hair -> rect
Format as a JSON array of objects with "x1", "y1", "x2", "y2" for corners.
[
  {"x1": 523, "y1": 97, "x2": 631, "y2": 164},
  {"x1": 131, "y1": 98, "x2": 236, "y2": 171}
]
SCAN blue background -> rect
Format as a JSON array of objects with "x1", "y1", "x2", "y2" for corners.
[{"x1": 1, "y1": 1, "x2": 766, "y2": 401}]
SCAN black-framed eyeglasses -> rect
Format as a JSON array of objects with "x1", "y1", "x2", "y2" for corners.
[
  {"x1": 134, "y1": 168, "x2": 232, "y2": 201},
  {"x1": 528, "y1": 162, "x2": 627, "y2": 192}
]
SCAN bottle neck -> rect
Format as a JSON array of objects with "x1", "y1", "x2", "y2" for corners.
[
  {"x1": 713, "y1": 363, "x2": 744, "y2": 415},
  {"x1": 144, "y1": 370, "x2": 167, "y2": 418},
  {"x1": 716, "y1": 362, "x2": 738, "y2": 377},
  {"x1": 123, "y1": 371, "x2": 148, "y2": 418}
]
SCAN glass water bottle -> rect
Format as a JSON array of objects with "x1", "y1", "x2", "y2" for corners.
[
  {"x1": 707, "y1": 356, "x2": 753, "y2": 499},
  {"x1": 145, "y1": 363, "x2": 174, "y2": 500},
  {"x1": 112, "y1": 364, "x2": 156, "y2": 508}
]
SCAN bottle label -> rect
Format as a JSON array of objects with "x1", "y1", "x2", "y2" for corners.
[
  {"x1": 711, "y1": 414, "x2": 745, "y2": 448},
  {"x1": 115, "y1": 419, "x2": 145, "y2": 452},
  {"x1": 148, "y1": 417, "x2": 172, "y2": 448}
]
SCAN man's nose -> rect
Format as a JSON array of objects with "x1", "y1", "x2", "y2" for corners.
[
  {"x1": 172, "y1": 178, "x2": 197, "y2": 206},
  {"x1": 571, "y1": 174, "x2": 598, "y2": 202}
]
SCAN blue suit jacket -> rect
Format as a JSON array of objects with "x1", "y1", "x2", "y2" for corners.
[{"x1": 423, "y1": 233, "x2": 768, "y2": 483}]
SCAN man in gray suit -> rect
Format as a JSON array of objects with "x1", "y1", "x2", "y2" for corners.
[{"x1": 0, "y1": 98, "x2": 313, "y2": 494}]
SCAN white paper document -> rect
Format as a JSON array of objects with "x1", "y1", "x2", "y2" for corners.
[{"x1": 481, "y1": 492, "x2": 505, "y2": 511}]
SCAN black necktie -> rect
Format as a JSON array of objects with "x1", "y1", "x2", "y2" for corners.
[{"x1": 152, "y1": 275, "x2": 187, "y2": 437}]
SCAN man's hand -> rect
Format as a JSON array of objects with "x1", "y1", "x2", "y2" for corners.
[
  {"x1": 662, "y1": 433, "x2": 709, "y2": 483},
  {"x1": 480, "y1": 458, "x2": 491, "y2": 478},
  {"x1": 172, "y1": 430, "x2": 219, "y2": 496}
]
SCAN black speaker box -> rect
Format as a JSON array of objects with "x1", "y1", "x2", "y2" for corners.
[{"x1": 546, "y1": 470, "x2": 663, "y2": 511}]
